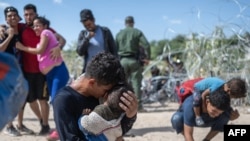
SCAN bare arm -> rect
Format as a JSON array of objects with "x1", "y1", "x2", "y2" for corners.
[
  {"x1": 203, "y1": 130, "x2": 219, "y2": 140},
  {"x1": 119, "y1": 91, "x2": 137, "y2": 135},
  {"x1": 0, "y1": 25, "x2": 7, "y2": 40},
  {"x1": 0, "y1": 28, "x2": 14, "y2": 52},
  {"x1": 16, "y1": 33, "x2": 48, "y2": 54},
  {"x1": 183, "y1": 124, "x2": 194, "y2": 141},
  {"x1": 201, "y1": 89, "x2": 210, "y2": 113},
  {"x1": 50, "y1": 32, "x2": 66, "y2": 60},
  {"x1": 55, "y1": 32, "x2": 66, "y2": 49},
  {"x1": 201, "y1": 89, "x2": 210, "y2": 100}
]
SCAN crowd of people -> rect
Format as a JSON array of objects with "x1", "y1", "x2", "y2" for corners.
[
  {"x1": 0, "y1": 4, "x2": 143, "y2": 141},
  {"x1": 0, "y1": 3, "x2": 248, "y2": 141},
  {"x1": 0, "y1": 4, "x2": 67, "y2": 140}
]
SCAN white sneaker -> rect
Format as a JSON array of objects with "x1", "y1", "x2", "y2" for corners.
[
  {"x1": 195, "y1": 116, "x2": 204, "y2": 126},
  {"x1": 4, "y1": 126, "x2": 21, "y2": 137}
]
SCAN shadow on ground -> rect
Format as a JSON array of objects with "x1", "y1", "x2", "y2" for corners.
[
  {"x1": 23, "y1": 118, "x2": 54, "y2": 122},
  {"x1": 143, "y1": 103, "x2": 179, "y2": 113},
  {"x1": 125, "y1": 126, "x2": 175, "y2": 137}
]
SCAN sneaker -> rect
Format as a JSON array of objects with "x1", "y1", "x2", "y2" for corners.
[
  {"x1": 123, "y1": 130, "x2": 135, "y2": 137},
  {"x1": 195, "y1": 116, "x2": 204, "y2": 126},
  {"x1": 16, "y1": 124, "x2": 35, "y2": 135},
  {"x1": 4, "y1": 126, "x2": 21, "y2": 136},
  {"x1": 39, "y1": 124, "x2": 50, "y2": 135},
  {"x1": 47, "y1": 130, "x2": 59, "y2": 141}
]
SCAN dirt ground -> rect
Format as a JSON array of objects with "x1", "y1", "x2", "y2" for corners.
[{"x1": 0, "y1": 102, "x2": 249, "y2": 141}]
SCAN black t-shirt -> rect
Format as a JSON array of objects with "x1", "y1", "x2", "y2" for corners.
[
  {"x1": 53, "y1": 86, "x2": 99, "y2": 141},
  {"x1": 53, "y1": 86, "x2": 136, "y2": 141}
]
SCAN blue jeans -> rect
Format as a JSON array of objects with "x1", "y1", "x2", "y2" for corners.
[{"x1": 171, "y1": 95, "x2": 230, "y2": 134}]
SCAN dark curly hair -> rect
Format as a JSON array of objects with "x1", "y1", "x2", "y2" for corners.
[
  {"x1": 24, "y1": 3, "x2": 37, "y2": 13},
  {"x1": 85, "y1": 52, "x2": 126, "y2": 86},
  {"x1": 209, "y1": 89, "x2": 230, "y2": 111},
  {"x1": 226, "y1": 77, "x2": 247, "y2": 98}
]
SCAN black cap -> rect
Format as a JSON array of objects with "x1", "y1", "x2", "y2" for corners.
[
  {"x1": 125, "y1": 16, "x2": 134, "y2": 23},
  {"x1": 4, "y1": 6, "x2": 22, "y2": 20},
  {"x1": 80, "y1": 9, "x2": 94, "y2": 22}
]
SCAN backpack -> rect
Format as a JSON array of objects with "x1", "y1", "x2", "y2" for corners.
[
  {"x1": 0, "y1": 52, "x2": 28, "y2": 130},
  {"x1": 176, "y1": 77, "x2": 204, "y2": 104}
]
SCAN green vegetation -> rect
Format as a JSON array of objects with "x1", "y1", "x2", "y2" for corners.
[
  {"x1": 63, "y1": 28, "x2": 250, "y2": 79},
  {"x1": 62, "y1": 28, "x2": 250, "y2": 104}
]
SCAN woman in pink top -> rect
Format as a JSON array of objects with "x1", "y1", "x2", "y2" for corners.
[{"x1": 16, "y1": 16, "x2": 69, "y2": 103}]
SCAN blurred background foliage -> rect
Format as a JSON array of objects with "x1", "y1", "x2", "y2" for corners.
[{"x1": 62, "y1": 27, "x2": 250, "y2": 104}]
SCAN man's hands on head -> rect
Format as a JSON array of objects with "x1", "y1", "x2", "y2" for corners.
[{"x1": 119, "y1": 91, "x2": 137, "y2": 118}]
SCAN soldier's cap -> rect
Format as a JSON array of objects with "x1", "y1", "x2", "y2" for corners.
[{"x1": 125, "y1": 16, "x2": 134, "y2": 23}]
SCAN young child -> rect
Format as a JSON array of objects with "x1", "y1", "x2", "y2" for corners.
[
  {"x1": 78, "y1": 84, "x2": 133, "y2": 141},
  {"x1": 193, "y1": 77, "x2": 246, "y2": 126},
  {"x1": 15, "y1": 16, "x2": 69, "y2": 102}
]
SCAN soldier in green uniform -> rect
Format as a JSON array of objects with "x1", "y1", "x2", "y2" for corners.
[{"x1": 116, "y1": 16, "x2": 150, "y2": 112}]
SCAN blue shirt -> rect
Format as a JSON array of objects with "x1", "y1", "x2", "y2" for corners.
[
  {"x1": 194, "y1": 77, "x2": 225, "y2": 93},
  {"x1": 87, "y1": 26, "x2": 105, "y2": 64},
  {"x1": 181, "y1": 95, "x2": 218, "y2": 127}
]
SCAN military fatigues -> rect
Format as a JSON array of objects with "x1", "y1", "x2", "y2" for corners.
[{"x1": 116, "y1": 26, "x2": 150, "y2": 109}]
